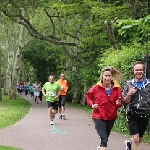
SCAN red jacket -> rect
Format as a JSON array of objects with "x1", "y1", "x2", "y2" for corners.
[{"x1": 86, "y1": 80, "x2": 122, "y2": 120}]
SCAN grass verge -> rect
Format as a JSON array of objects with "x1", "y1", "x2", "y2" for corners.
[
  {"x1": 0, "y1": 94, "x2": 31, "y2": 150},
  {"x1": 66, "y1": 102, "x2": 150, "y2": 144},
  {"x1": 0, "y1": 145, "x2": 21, "y2": 150},
  {"x1": 0, "y1": 95, "x2": 31, "y2": 129}
]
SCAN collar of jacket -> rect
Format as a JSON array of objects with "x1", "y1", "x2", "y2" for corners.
[
  {"x1": 130, "y1": 77, "x2": 150, "y2": 88},
  {"x1": 96, "y1": 80, "x2": 120, "y2": 88}
]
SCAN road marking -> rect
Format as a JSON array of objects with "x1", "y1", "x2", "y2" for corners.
[
  {"x1": 52, "y1": 125, "x2": 67, "y2": 134},
  {"x1": 50, "y1": 132, "x2": 57, "y2": 134}
]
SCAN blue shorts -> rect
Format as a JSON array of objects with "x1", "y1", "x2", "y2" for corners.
[{"x1": 47, "y1": 101, "x2": 58, "y2": 110}]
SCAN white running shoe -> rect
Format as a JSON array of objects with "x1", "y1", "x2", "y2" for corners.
[
  {"x1": 59, "y1": 114, "x2": 62, "y2": 119},
  {"x1": 97, "y1": 146, "x2": 100, "y2": 150},
  {"x1": 62, "y1": 115, "x2": 66, "y2": 120},
  {"x1": 124, "y1": 140, "x2": 131, "y2": 150},
  {"x1": 50, "y1": 121, "x2": 54, "y2": 125}
]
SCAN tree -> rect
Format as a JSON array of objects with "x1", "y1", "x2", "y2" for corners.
[
  {"x1": 22, "y1": 39, "x2": 68, "y2": 83},
  {"x1": 1, "y1": 0, "x2": 142, "y2": 103},
  {"x1": 115, "y1": 15, "x2": 150, "y2": 44},
  {"x1": 0, "y1": 10, "x2": 31, "y2": 99}
]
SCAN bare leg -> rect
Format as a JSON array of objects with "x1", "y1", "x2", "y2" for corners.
[
  {"x1": 36, "y1": 96, "x2": 39, "y2": 104},
  {"x1": 48, "y1": 107, "x2": 53, "y2": 121},
  {"x1": 131, "y1": 134, "x2": 139, "y2": 150},
  {"x1": 58, "y1": 107, "x2": 61, "y2": 114},
  {"x1": 99, "y1": 147, "x2": 107, "y2": 150},
  {"x1": 61, "y1": 106, "x2": 65, "y2": 114}
]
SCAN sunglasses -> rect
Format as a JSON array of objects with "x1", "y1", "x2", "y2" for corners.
[{"x1": 49, "y1": 78, "x2": 54, "y2": 81}]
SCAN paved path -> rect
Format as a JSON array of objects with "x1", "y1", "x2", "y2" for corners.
[{"x1": 0, "y1": 95, "x2": 150, "y2": 150}]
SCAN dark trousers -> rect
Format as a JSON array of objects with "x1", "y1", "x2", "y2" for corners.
[
  {"x1": 94, "y1": 119, "x2": 115, "y2": 147},
  {"x1": 39, "y1": 91, "x2": 42, "y2": 101},
  {"x1": 25, "y1": 90, "x2": 28, "y2": 96}
]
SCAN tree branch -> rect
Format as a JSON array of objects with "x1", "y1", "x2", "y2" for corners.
[
  {"x1": 2, "y1": 11, "x2": 76, "y2": 46},
  {"x1": 44, "y1": 9, "x2": 56, "y2": 35},
  {"x1": 57, "y1": 12, "x2": 79, "y2": 40}
]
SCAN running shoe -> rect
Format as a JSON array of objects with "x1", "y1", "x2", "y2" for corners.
[
  {"x1": 124, "y1": 140, "x2": 131, "y2": 150},
  {"x1": 59, "y1": 114, "x2": 62, "y2": 119},
  {"x1": 50, "y1": 121, "x2": 54, "y2": 125},
  {"x1": 62, "y1": 115, "x2": 66, "y2": 120}
]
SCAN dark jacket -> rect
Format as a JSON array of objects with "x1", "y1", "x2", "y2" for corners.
[{"x1": 122, "y1": 78, "x2": 150, "y2": 112}]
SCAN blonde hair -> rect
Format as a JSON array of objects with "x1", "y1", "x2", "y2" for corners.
[{"x1": 100, "y1": 66, "x2": 122, "y2": 81}]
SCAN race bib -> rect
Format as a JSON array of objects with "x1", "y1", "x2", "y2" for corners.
[{"x1": 49, "y1": 92, "x2": 56, "y2": 97}]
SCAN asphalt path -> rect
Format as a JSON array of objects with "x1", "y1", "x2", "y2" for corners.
[{"x1": 0, "y1": 95, "x2": 150, "y2": 150}]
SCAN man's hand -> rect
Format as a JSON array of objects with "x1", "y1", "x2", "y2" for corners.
[
  {"x1": 128, "y1": 87, "x2": 137, "y2": 96},
  {"x1": 43, "y1": 93, "x2": 46, "y2": 97},
  {"x1": 55, "y1": 95, "x2": 59, "y2": 99}
]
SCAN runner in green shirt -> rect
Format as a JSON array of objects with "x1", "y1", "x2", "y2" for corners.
[{"x1": 42, "y1": 75, "x2": 61, "y2": 125}]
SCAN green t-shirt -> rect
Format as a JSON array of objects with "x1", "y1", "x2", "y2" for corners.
[{"x1": 42, "y1": 82, "x2": 61, "y2": 102}]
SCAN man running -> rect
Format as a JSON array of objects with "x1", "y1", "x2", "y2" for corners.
[
  {"x1": 42, "y1": 75, "x2": 61, "y2": 125},
  {"x1": 57, "y1": 73, "x2": 69, "y2": 120}
]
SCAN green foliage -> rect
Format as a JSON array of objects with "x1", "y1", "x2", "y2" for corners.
[
  {"x1": 114, "y1": 107, "x2": 128, "y2": 133},
  {"x1": 115, "y1": 15, "x2": 150, "y2": 43},
  {"x1": 22, "y1": 39, "x2": 67, "y2": 83},
  {"x1": 98, "y1": 41, "x2": 150, "y2": 86},
  {"x1": 1, "y1": 0, "x2": 147, "y2": 105}
]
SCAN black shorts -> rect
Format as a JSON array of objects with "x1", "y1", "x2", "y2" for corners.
[
  {"x1": 58, "y1": 95, "x2": 66, "y2": 108},
  {"x1": 47, "y1": 101, "x2": 58, "y2": 110},
  {"x1": 127, "y1": 112, "x2": 149, "y2": 137}
]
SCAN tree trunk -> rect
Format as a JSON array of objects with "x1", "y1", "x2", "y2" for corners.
[
  {"x1": 72, "y1": 62, "x2": 81, "y2": 104},
  {"x1": 0, "y1": 49, "x2": 2, "y2": 101},
  {"x1": 10, "y1": 14, "x2": 25, "y2": 99},
  {"x1": 1, "y1": 13, "x2": 12, "y2": 95},
  {"x1": 5, "y1": 51, "x2": 12, "y2": 95},
  {"x1": 80, "y1": 84, "x2": 87, "y2": 105},
  {"x1": 10, "y1": 48, "x2": 21, "y2": 99}
]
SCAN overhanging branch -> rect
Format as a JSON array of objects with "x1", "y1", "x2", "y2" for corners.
[{"x1": 2, "y1": 11, "x2": 76, "y2": 46}]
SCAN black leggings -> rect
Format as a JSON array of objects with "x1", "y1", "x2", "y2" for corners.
[{"x1": 94, "y1": 119, "x2": 115, "y2": 147}]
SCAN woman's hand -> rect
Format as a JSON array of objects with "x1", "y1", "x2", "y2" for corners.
[
  {"x1": 92, "y1": 104, "x2": 98, "y2": 110},
  {"x1": 116, "y1": 97, "x2": 122, "y2": 105}
]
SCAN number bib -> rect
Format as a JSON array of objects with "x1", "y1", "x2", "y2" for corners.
[{"x1": 49, "y1": 92, "x2": 56, "y2": 97}]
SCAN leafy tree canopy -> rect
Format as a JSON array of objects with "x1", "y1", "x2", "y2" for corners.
[
  {"x1": 115, "y1": 15, "x2": 150, "y2": 43},
  {"x1": 22, "y1": 39, "x2": 67, "y2": 83}
]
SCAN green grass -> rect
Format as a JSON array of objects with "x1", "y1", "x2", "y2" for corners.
[
  {"x1": 0, "y1": 94, "x2": 31, "y2": 150},
  {"x1": 66, "y1": 102, "x2": 150, "y2": 144},
  {"x1": 0, "y1": 95, "x2": 31, "y2": 129},
  {"x1": 67, "y1": 102, "x2": 92, "y2": 114},
  {"x1": 0, "y1": 145, "x2": 21, "y2": 150}
]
